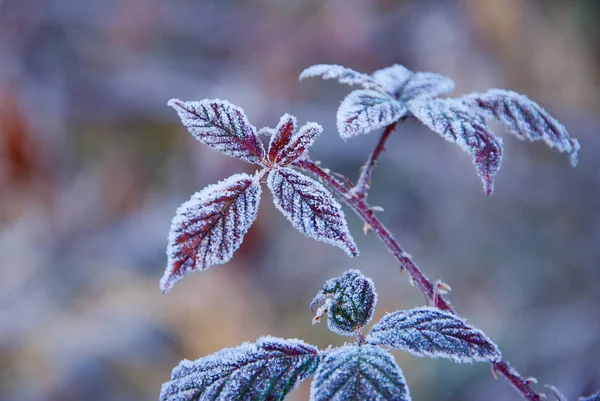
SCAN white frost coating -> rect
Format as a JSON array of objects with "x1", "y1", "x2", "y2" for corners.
[
  {"x1": 373, "y1": 64, "x2": 455, "y2": 101},
  {"x1": 310, "y1": 344, "x2": 411, "y2": 401},
  {"x1": 310, "y1": 269, "x2": 378, "y2": 336},
  {"x1": 267, "y1": 168, "x2": 358, "y2": 257},
  {"x1": 461, "y1": 89, "x2": 580, "y2": 167},
  {"x1": 267, "y1": 114, "x2": 322, "y2": 166},
  {"x1": 409, "y1": 98, "x2": 503, "y2": 195},
  {"x1": 366, "y1": 306, "x2": 501, "y2": 363},
  {"x1": 168, "y1": 98, "x2": 266, "y2": 165},
  {"x1": 160, "y1": 173, "x2": 261, "y2": 293},
  {"x1": 299, "y1": 64, "x2": 381, "y2": 90},
  {"x1": 159, "y1": 336, "x2": 319, "y2": 401},
  {"x1": 337, "y1": 89, "x2": 407, "y2": 139}
]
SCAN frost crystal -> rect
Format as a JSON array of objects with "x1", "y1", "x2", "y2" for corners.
[
  {"x1": 268, "y1": 168, "x2": 358, "y2": 257},
  {"x1": 310, "y1": 344, "x2": 411, "y2": 401},
  {"x1": 372, "y1": 65, "x2": 455, "y2": 102},
  {"x1": 168, "y1": 99, "x2": 266, "y2": 165},
  {"x1": 409, "y1": 98, "x2": 503, "y2": 195},
  {"x1": 267, "y1": 114, "x2": 322, "y2": 166},
  {"x1": 160, "y1": 173, "x2": 261, "y2": 293},
  {"x1": 160, "y1": 336, "x2": 319, "y2": 401},
  {"x1": 462, "y1": 89, "x2": 580, "y2": 166},
  {"x1": 579, "y1": 390, "x2": 600, "y2": 401},
  {"x1": 337, "y1": 90, "x2": 407, "y2": 139},
  {"x1": 310, "y1": 269, "x2": 377, "y2": 336},
  {"x1": 366, "y1": 307, "x2": 501, "y2": 363},
  {"x1": 299, "y1": 64, "x2": 380, "y2": 90}
]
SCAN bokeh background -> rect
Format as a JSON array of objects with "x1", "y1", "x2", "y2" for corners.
[{"x1": 1, "y1": 0, "x2": 599, "y2": 400}]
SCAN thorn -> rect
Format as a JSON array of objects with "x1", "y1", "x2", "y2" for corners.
[
  {"x1": 371, "y1": 206, "x2": 384, "y2": 212},
  {"x1": 312, "y1": 304, "x2": 327, "y2": 325},
  {"x1": 408, "y1": 275, "x2": 415, "y2": 287},
  {"x1": 400, "y1": 251, "x2": 412, "y2": 259},
  {"x1": 359, "y1": 165, "x2": 366, "y2": 172},
  {"x1": 525, "y1": 377, "x2": 538, "y2": 385},
  {"x1": 322, "y1": 168, "x2": 330, "y2": 174},
  {"x1": 435, "y1": 280, "x2": 452, "y2": 294},
  {"x1": 314, "y1": 160, "x2": 322, "y2": 166},
  {"x1": 363, "y1": 223, "x2": 372, "y2": 235},
  {"x1": 491, "y1": 365, "x2": 499, "y2": 380}
]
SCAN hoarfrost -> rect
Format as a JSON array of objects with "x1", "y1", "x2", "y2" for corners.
[
  {"x1": 372, "y1": 64, "x2": 455, "y2": 102},
  {"x1": 267, "y1": 168, "x2": 358, "y2": 257},
  {"x1": 409, "y1": 98, "x2": 503, "y2": 195},
  {"x1": 366, "y1": 307, "x2": 501, "y2": 363},
  {"x1": 461, "y1": 89, "x2": 580, "y2": 166},
  {"x1": 160, "y1": 173, "x2": 261, "y2": 293},
  {"x1": 159, "y1": 336, "x2": 319, "y2": 401},
  {"x1": 299, "y1": 64, "x2": 380, "y2": 90},
  {"x1": 310, "y1": 344, "x2": 411, "y2": 401},
  {"x1": 267, "y1": 114, "x2": 322, "y2": 166},
  {"x1": 168, "y1": 99, "x2": 266, "y2": 165},
  {"x1": 337, "y1": 90, "x2": 407, "y2": 139},
  {"x1": 310, "y1": 269, "x2": 377, "y2": 336}
]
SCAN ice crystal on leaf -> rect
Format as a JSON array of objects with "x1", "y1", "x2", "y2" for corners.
[
  {"x1": 168, "y1": 99, "x2": 266, "y2": 165},
  {"x1": 366, "y1": 307, "x2": 501, "y2": 363},
  {"x1": 461, "y1": 89, "x2": 580, "y2": 166},
  {"x1": 310, "y1": 269, "x2": 377, "y2": 336},
  {"x1": 160, "y1": 173, "x2": 261, "y2": 293},
  {"x1": 299, "y1": 64, "x2": 381, "y2": 90},
  {"x1": 408, "y1": 99, "x2": 503, "y2": 195},
  {"x1": 371, "y1": 64, "x2": 455, "y2": 102},
  {"x1": 337, "y1": 90, "x2": 407, "y2": 139},
  {"x1": 310, "y1": 344, "x2": 411, "y2": 401},
  {"x1": 159, "y1": 336, "x2": 319, "y2": 401},
  {"x1": 267, "y1": 167, "x2": 358, "y2": 257},
  {"x1": 267, "y1": 114, "x2": 322, "y2": 166}
]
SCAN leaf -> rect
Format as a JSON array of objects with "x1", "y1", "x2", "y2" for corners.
[
  {"x1": 579, "y1": 390, "x2": 600, "y2": 401},
  {"x1": 462, "y1": 89, "x2": 580, "y2": 166},
  {"x1": 545, "y1": 385, "x2": 568, "y2": 401},
  {"x1": 366, "y1": 307, "x2": 501, "y2": 363},
  {"x1": 310, "y1": 269, "x2": 377, "y2": 336},
  {"x1": 168, "y1": 99, "x2": 266, "y2": 165},
  {"x1": 372, "y1": 65, "x2": 455, "y2": 102},
  {"x1": 268, "y1": 114, "x2": 322, "y2": 166},
  {"x1": 160, "y1": 336, "x2": 320, "y2": 401},
  {"x1": 310, "y1": 344, "x2": 411, "y2": 401},
  {"x1": 267, "y1": 167, "x2": 358, "y2": 257},
  {"x1": 299, "y1": 64, "x2": 380, "y2": 90},
  {"x1": 409, "y1": 98, "x2": 503, "y2": 195},
  {"x1": 337, "y1": 90, "x2": 407, "y2": 139},
  {"x1": 160, "y1": 173, "x2": 261, "y2": 293}
]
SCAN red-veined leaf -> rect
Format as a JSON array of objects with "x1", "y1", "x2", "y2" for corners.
[{"x1": 267, "y1": 114, "x2": 322, "y2": 166}]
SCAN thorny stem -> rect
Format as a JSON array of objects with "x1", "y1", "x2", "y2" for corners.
[{"x1": 294, "y1": 124, "x2": 545, "y2": 401}]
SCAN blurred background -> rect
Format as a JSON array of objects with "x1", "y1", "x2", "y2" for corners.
[{"x1": 1, "y1": 0, "x2": 599, "y2": 400}]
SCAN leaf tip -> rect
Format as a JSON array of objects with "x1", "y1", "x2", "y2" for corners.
[{"x1": 569, "y1": 138, "x2": 581, "y2": 167}]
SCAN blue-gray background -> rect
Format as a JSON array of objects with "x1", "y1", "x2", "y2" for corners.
[{"x1": 1, "y1": 0, "x2": 599, "y2": 400}]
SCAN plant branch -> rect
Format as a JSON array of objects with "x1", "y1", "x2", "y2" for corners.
[{"x1": 294, "y1": 145, "x2": 544, "y2": 401}]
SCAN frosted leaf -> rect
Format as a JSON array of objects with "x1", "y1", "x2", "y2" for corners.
[
  {"x1": 337, "y1": 90, "x2": 407, "y2": 139},
  {"x1": 160, "y1": 336, "x2": 319, "y2": 401},
  {"x1": 168, "y1": 99, "x2": 266, "y2": 165},
  {"x1": 267, "y1": 168, "x2": 358, "y2": 257},
  {"x1": 462, "y1": 89, "x2": 580, "y2": 166},
  {"x1": 579, "y1": 390, "x2": 600, "y2": 401},
  {"x1": 268, "y1": 114, "x2": 322, "y2": 166},
  {"x1": 310, "y1": 344, "x2": 411, "y2": 401},
  {"x1": 310, "y1": 269, "x2": 377, "y2": 336},
  {"x1": 299, "y1": 64, "x2": 380, "y2": 90},
  {"x1": 366, "y1": 307, "x2": 501, "y2": 363},
  {"x1": 373, "y1": 65, "x2": 455, "y2": 102},
  {"x1": 409, "y1": 98, "x2": 503, "y2": 195},
  {"x1": 160, "y1": 173, "x2": 261, "y2": 293}
]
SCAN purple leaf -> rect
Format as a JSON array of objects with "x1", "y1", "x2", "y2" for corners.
[
  {"x1": 160, "y1": 173, "x2": 261, "y2": 293},
  {"x1": 366, "y1": 307, "x2": 501, "y2": 363},
  {"x1": 311, "y1": 269, "x2": 377, "y2": 336},
  {"x1": 299, "y1": 64, "x2": 380, "y2": 90},
  {"x1": 310, "y1": 344, "x2": 411, "y2": 401},
  {"x1": 267, "y1": 168, "x2": 358, "y2": 257},
  {"x1": 579, "y1": 390, "x2": 600, "y2": 401},
  {"x1": 160, "y1": 336, "x2": 319, "y2": 401},
  {"x1": 337, "y1": 89, "x2": 407, "y2": 139},
  {"x1": 409, "y1": 98, "x2": 503, "y2": 195},
  {"x1": 267, "y1": 114, "x2": 322, "y2": 166},
  {"x1": 168, "y1": 99, "x2": 266, "y2": 165},
  {"x1": 373, "y1": 64, "x2": 455, "y2": 102},
  {"x1": 462, "y1": 89, "x2": 580, "y2": 166}
]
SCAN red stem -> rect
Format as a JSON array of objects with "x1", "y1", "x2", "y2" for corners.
[{"x1": 294, "y1": 126, "x2": 544, "y2": 401}]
